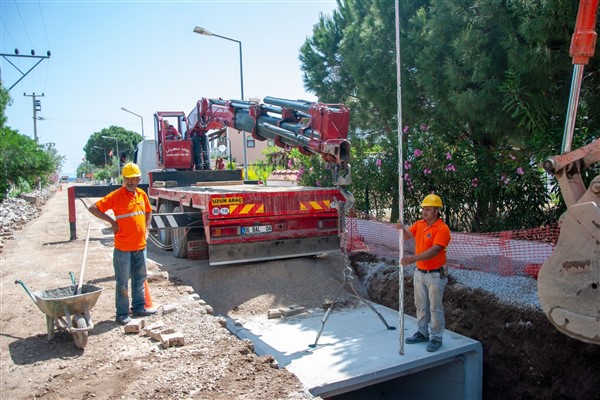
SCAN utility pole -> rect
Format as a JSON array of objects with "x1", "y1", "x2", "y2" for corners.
[
  {"x1": 24, "y1": 92, "x2": 44, "y2": 142},
  {"x1": 1, "y1": 50, "x2": 51, "y2": 91}
]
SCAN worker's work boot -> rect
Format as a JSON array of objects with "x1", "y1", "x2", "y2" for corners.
[
  {"x1": 405, "y1": 331, "x2": 429, "y2": 344},
  {"x1": 116, "y1": 316, "x2": 132, "y2": 325},
  {"x1": 427, "y1": 339, "x2": 443, "y2": 352},
  {"x1": 132, "y1": 308, "x2": 158, "y2": 317}
]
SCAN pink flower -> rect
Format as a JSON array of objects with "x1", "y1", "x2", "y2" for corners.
[
  {"x1": 287, "y1": 159, "x2": 294, "y2": 168},
  {"x1": 404, "y1": 161, "x2": 411, "y2": 170},
  {"x1": 501, "y1": 175, "x2": 510, "y2": 185},
  {"x1": 315, "y1": 180, "x2": 321, "y2": 187},
  {"x1": 445, "y1": 164, "x2": 456, "y2": 172},
  {"x1": 516, "y1": 167, "x2": 524, "y2": 175},
  {"x1": 376, "y1": 159, "x2": 382, "y2": 167},
  {"x1": 420, "y1": 124, "x2": 429, "y2": 131},
  {"x1": 471, "y1": 178, "x2": 479, "y2": 188},
  {"x1": 423, "y1": 168, "x2": 432, "y2": 175},
  {"x1": 509, "y1": 154, "x2": 516, "y2": 160},
  {"x1": 446, "y1": 152, "x2": 452, "y2": 160},
  {"x1": 404, "y1": 173, "x2": 410, "y2": 179},
  {"x1": 413, "y1": 149, "x2": 423, "y2": 158},
  {"x1": 403, "y1": 125, "x2": 409, "y2": 133},
  {"x1": 309, "y1": 167, "x2": 314, "y2": 173}
]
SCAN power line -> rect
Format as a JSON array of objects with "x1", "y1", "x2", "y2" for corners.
[
  {"x1": 36, "y1": 0, "x2": 51, "y2": 50},
  {"x1": 13, "y1": 0, "x2": 34, "y2": 49},
  {"x1": 37, "y1": 0, "x2": 52, "y2": 91},
  {"x1": 0, "y1": 17, "x2": 18, "y2": 49}
]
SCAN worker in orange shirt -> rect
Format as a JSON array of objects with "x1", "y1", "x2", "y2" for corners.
[
  {"x1": 398, "y1": 194, "x2": 451, "y2": 352},
  {"x1": 88, "y1": 162, "x2": 156, "y2": 325}
]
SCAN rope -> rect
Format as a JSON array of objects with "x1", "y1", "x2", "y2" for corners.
[{"x1": 309, "y1": 200, "x2": 395, "y2": 348}]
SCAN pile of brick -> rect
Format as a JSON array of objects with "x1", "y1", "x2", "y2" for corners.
[{"x1": 122, "y1": 284, "x2": 216, "y2": 349}]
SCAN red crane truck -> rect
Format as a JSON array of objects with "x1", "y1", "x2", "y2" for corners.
[{"x1": 137, "y1": 96, "x2": 354, "y2": 266}]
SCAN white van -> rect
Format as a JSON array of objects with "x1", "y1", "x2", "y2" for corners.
[{"x1": 133, "y1": 139, "x2": 159, "y2": 185}]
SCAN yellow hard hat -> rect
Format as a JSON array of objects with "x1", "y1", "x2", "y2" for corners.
[
  {"x1": 122, "y1": 162, "x2": 141, "y2": 178},
  {"x1": 421, "y1": 194, "x2": 443, "y2": 208}
]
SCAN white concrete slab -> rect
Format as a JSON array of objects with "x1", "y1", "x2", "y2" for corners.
[{"x1": 228, "y1": 303, "x2": 482, "y2": 399}]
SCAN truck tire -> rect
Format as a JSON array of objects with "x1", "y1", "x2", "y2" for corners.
[
  {"x1": 157, "y1": 202, "x2": 173, "y2": 248},
  {"x1": 171, "y1": 206, "x2": 188, "y2": 259}
]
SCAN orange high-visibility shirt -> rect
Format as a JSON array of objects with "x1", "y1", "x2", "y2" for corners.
[
  {"x1": 95, "y1": 187, "x2": 151, "y2": 251},
  {"x1": 408, "y1": 218, "x2": 451, "y2": 270}
]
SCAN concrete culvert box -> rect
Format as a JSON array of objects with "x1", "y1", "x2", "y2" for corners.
[{"x1": 227, "y1": 304, "x2": 482, "y2": 399}]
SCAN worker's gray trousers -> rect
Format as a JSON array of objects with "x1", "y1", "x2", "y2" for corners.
[{"x1": 413, "y1": 269, "x2": 447, "y2": 341}]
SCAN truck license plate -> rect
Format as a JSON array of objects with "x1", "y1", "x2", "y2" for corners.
[{"x1": 242, "y1": 225, "x2": 272, "y2": 234}]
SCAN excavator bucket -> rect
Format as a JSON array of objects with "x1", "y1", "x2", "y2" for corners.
[{"x1": 537, "y1": 199, "x2": 600, "y2": 345}]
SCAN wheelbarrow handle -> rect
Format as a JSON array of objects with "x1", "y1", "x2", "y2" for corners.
[
  {"x1": 14, "y1": 280, "x2": 37, "y2": 304},
  {"x1": 69, "y1": 272, "x2": 76, "y2": 286}
]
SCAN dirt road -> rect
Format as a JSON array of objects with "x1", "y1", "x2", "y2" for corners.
[{"x1": 1, "y1": 184, "x2": 351, "y2": 399}]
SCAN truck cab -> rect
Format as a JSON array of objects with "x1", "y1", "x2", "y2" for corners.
[{"x1": 154, "y1": 112, "x2": 193, "y2": 170}]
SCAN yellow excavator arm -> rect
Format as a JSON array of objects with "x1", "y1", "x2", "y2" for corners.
[{"x1": 537, "y1": 0, "x2": 600, "y2": 345}]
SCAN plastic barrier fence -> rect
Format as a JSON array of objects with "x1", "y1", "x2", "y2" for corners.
[{"x1": 347, "y1": 218, "x2": 560, "y2": 278}]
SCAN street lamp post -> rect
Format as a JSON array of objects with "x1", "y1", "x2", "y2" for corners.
[
  {"x1": 194, "y1": 26, "x2": 248, "y2": 180},
  {"x1": 102, "y1": 136, "x2": 119, "y2": 162},
  {"x1": 121, "y1": 107, "x2": 145, "y2": 138},
  {"x1": 94, "y1": 146, "x2": 107, "y2": 165}
]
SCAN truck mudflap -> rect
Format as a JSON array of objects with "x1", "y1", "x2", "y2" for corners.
[{"x1": 208, "y1": 235, "x2": 340, "y2": 266}]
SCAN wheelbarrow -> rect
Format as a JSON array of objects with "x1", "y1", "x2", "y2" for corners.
[{"x1": 15, "y1": 273, "x2": 103, "y2": 349}]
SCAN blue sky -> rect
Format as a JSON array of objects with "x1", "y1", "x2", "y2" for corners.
[{"x1": 1, "y1": 0, "x2": 338, "y2": 176}]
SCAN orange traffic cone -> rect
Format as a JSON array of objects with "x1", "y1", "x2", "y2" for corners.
[{"x1": 144, "y1": 280, "x2": 154, "y2": 309}]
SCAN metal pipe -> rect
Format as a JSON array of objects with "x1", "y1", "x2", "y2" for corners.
[{"x1": 562, "y1": 64, "x2": 585, "y2": 154}]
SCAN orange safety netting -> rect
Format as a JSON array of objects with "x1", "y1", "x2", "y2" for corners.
[{"x1": 346, "y1": 218, "x2": 560, "y2": 278}]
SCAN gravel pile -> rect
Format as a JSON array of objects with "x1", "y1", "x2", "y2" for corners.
[
  {"x1": 358, "y1": 260, "x2": 541, "y2": 310},
  {"x1": 446, "y1": 266, "x2": 541, "y2": 309}
]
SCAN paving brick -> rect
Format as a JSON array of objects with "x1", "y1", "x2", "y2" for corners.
[
  {"x1": 160, "y1": 331, "x2": 185, "y2": 348},
  {"x1": 280, "y1": 305, "x2": 306, "y2": 317},
  {"x1": 124, "y1": 319, "x2": 145, "y2": 333},
  {"x1": 147, "y1": 327, "x2": 175, "y2": 341}
]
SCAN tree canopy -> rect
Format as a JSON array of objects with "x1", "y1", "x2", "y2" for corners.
[
  {"x1": 83, "y1": 125, "x2": 143, "y2": 167},
  {"x1": 0, "y1": 84, "x2": 64, "y2": 201},
  {"x1": 298, "y1": 0, "x2": 599, "y2": 231}
]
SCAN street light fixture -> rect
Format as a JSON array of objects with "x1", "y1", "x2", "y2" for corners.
[
  {"x1": 121, "y1": 107, "x2": 145, "y2": 138},
  {"x1": 194, "y1": 26, "x2": 248, "y2": 180},
  {"x1": 102, "y1": 136, "x2": 119, "y2": 161},
  {"x1": 94, "y1": 146, "x2": 107, "y2": 165}
]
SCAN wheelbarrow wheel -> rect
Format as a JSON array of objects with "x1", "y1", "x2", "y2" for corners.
[{"x1": 72, "y1": 315, "x2": 88, "y2": 349}]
